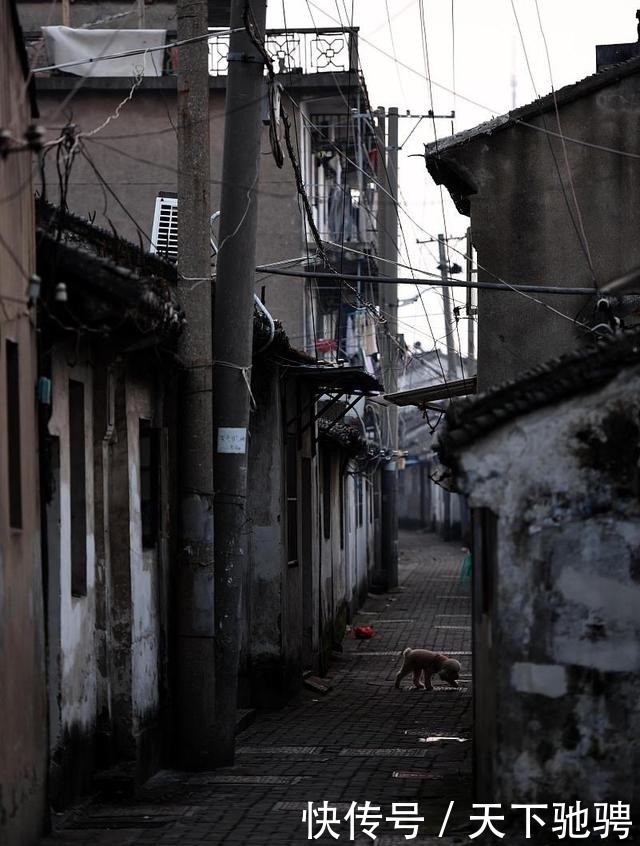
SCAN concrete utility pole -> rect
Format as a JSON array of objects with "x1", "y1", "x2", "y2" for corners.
[
  {"x1": 378, "y1": 106, "x2": 399, "y2": 590},
  {"x1": 175, "y1": 0, "x2": 215, "y2": 767},
  {"x1": 438, "y1": 233, "x2": 458, "y2": 379},
  {"x1": 212, "y1": 0, "x2": 267, "y2": 765}
]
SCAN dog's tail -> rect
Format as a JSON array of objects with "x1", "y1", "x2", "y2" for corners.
[{"x1": 402, "y1": 647, "x2": 412, "y2": 657}]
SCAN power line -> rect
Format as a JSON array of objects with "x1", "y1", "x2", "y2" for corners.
[
  {"x1": 290, "y1": 98, "x2": 596, "y2": 333},
  {"x1": 510, "y1": 0, "x2": 596, "y2": 285},
  {"x1": 304, "y1": 0, "x2": 640, "y2": 164},
  {"x1": 532, "y1": 0, "x2": 596, "y2": 286},
  {"x1": 252, "y1": 266, "x2": 602, "y2": 296},
  {"x1": 418, "y1": 0, "x2": 463, "y2": 376}
]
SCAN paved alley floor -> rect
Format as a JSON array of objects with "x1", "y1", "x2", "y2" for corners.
[{"x1": 43, "y1": 531, "x2": 472, "y2": 846}]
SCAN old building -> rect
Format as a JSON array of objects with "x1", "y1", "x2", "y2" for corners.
[
  {"x1": 0, "y1": 2, "x2": 47, "y2": 844},
  {"x1": 400, "y1": 348, "x2": 471, "y2": 540},
  {"x1": 18, "y1": 5, "x2": 390, "y2": 687},
  {"x1": 386, "y1": 346, "x2": 475, "y2": 541},
  {"x1": 423, "y1": 54, "x2": 640, "y2": 389},
  {"x1": 36, "y1": 200, "x2": 184, "y2": 805},
  {"x1": 5, "y1": 3, "x2": 394, "y2": 817},
  {"x1": 437, "y1": 329, "x2": 640, "y2": 820},
  {"x1": 20, "y1": 7, "x2": 380, "y2": 350},
  {"x1": 243, "y1": 321, "x2": 382, "y2": 703}
]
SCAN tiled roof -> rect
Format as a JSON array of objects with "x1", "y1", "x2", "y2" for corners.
[
  {"x1": 424, "y1": 53, "x2": 640, "y2": 159},
  {"x1": 437, "y1": 328, "x2": 640, "y2": 468}
]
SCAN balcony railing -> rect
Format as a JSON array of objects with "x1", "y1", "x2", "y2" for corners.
[
  {"x1": 25, "y1": 26, "x2": 359, "y2": 79},
  {"x1": 208, "y1": 27, "x2": 359, "y2": 76}
]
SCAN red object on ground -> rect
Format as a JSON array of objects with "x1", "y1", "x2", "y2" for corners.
[{"x1": 353, "y1": 625, "x2": 373, "y2": 639}]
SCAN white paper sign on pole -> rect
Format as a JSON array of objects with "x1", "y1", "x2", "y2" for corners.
[{"x1": 217, "y1": 427, "x2": 247, "y2": 454}]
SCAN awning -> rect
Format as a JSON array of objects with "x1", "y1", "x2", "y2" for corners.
[
  {"x1": 385, "y1": 376, "x2": 477, "y2": 408},
  {"x1": 288, "y1": 365, "x2": 383, "y2": 396}
]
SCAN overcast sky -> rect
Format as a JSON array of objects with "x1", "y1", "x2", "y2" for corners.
[{"x1": 266, "y1": 1, "x2": 638, "y2": 359}]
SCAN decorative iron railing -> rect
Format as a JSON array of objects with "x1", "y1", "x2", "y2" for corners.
[{"x1": 208, "y1": 27, "x2": 359, "y2": 76}]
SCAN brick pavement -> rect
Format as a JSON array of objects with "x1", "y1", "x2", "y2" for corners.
[{"x1": 42, "y1": 530, "x2": 473, "y2": 846}]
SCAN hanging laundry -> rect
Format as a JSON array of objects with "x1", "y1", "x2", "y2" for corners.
[
  {"x1": 345, "y1": 313, "x2": 358, "y2": 358},
  {"x1": 363, "y1": 314, "x2": 379, "y2": 357}
]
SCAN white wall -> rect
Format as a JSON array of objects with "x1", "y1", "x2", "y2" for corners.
[
  {"x1": 48, "y1": 351, "x2": 96, "y2": 738},
  {"x1": 125, "y1": 377, "x2": 161, "y2": 723}
]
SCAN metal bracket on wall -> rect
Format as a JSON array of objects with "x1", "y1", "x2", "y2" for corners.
[
  {"x1": 286, "y1": 391, "x2": 342, "y2": 434},
  {"x1": 318, "y1": 393, "x2": 363, "y2": 438}
]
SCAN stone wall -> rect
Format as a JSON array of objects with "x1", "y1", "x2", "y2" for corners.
[{"x1": 457, "y1": 364, "x2": 640, "y2": 810}]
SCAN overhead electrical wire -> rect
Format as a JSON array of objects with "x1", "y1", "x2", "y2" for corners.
[
  {"x1": 510, "y1": 0, "x2": 596, "y2": 285},
  {"x1": 280, "y1": 0, "x2": 320, "y2": 361},
  {"x1": 304, "y1": 0, "x2": 640, "y2": 163},
  {"x1": 16, "y1": 7, "x2": 603, "y2": 354},
  {"x1": 418, "y1": 0, "x2": 465, "y2": 377},
  {"x1": 289, "y1": 97, "x2": 593, "y2": 332},
  {"x1": 252, "y1": 266, "x2": 602, "y2": 296},
  {"x1": 288, "y1": 97, "x2": 596, "y2": 334}
]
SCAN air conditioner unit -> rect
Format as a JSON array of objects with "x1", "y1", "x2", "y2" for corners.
[{"x1": 150, "y1": 192, "x2": 178, "y2": 261}]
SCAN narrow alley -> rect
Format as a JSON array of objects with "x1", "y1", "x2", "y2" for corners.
[{"x1": 42, "y1": 531, "x2": 472, "y2": 845}]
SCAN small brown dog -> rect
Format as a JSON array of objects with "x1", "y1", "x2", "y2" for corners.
[{"x1": 394, "y1": 648, "x2": 461, "y2": 690}]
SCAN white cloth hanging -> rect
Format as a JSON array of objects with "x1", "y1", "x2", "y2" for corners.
[
  {"x1": 42, "y1": 27, "x2": 166, "y2": 77},
  {"x1": 362, "y1": 315, "x2": 379, "y2": 357},
  {"x1": 345, "y1": 314, "x2": 357, "y2": 357}
]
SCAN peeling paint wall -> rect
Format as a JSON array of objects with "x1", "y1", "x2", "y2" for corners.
[
  {"x1": 47, "y1": 352, "x2": 97, "y2": 800},
  {"x1": 247, "y1": 370, "x2": 379, "y2": 698},
  {"x1": 0, "y1": 4, "x2": 47, "y2": 836},
  {"x1": 246, "y1": 365, "x2": 289, "y2": 706},
  {"x1": 457, "y1": 364, "x2": 640, "y2": 808},
  {"x1": 125, "y1": 376, "x2": 162, "y2": 751},
  {"x1": 45, "y1": 355, "x2": 172, "y2": 802}
]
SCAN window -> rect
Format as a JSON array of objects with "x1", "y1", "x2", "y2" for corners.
[
  {"x1": 69, "y1": 380, "x2": 87, "y2": 596},
  {"x1": 139, "y1": 420, "x2": 160, "y2": 550},
  {"x1": 6, "y1": 340, "x2": 22, "y2": 529}
]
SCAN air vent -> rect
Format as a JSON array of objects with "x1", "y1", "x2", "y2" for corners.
[{"x1": 150, "y1": 193, "x2": 178, "y2": 261}]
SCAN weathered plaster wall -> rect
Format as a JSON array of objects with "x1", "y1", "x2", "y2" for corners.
[
  {"x1": 444, "y1": 74, "x2": 640, "y2": 390},
  {"x1": 0, "y1": 5, "x2": 47, "y2": 839},
  {"x1": 246, "y1": 365, "x2": 287, "y2": 705},
  {"x1": 457, "y1": 364, "x2": 640, "y2": 808},
  {"x1": 345, "y1": 471, "x2": 373, "y2": 613},
  {"x1": 47, "y1": 353, "x2": 97, "y2": 797},
  {"x1": 125, "y1": 377, "x2": 162, "y2": 741},
  {"x1": 0, "y1": 319, "x2": 46, "y2": 836}
]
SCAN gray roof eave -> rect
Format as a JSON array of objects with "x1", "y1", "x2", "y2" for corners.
[{"x1": 424, "y1": 52, "x2": 640, "y2": 161}]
